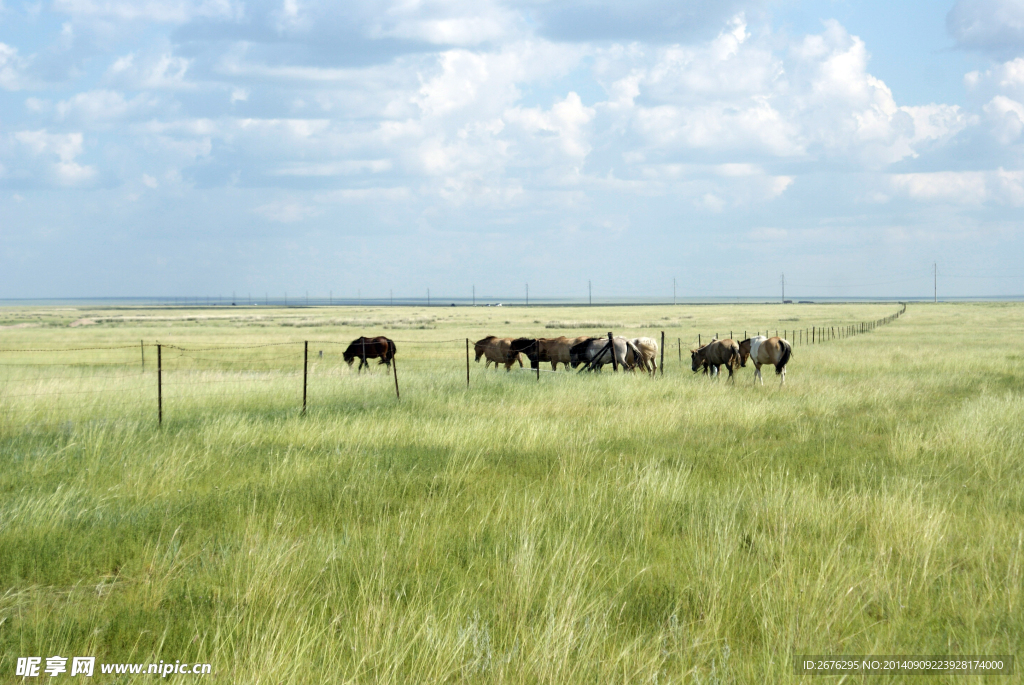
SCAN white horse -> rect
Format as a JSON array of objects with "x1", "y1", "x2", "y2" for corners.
[{"x1": 738, "y1": 336, "x2": 793, "y2": 386}]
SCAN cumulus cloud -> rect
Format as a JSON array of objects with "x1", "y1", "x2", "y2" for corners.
[
  {"x1": 10, "y1": 130, "x2": 97, "y2": 185},
  {"x1": 0, "y1": 42, "x2": 30, "y2": 90},
  {"x1": 890, "y1": 169, "x2": 1024, "y2": 206},
  {"x1": 947, "y1": 0, "x2": 1024, "y2": 58}
]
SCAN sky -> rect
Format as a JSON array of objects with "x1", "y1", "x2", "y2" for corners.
[{"x1": 0, "y1": 0, "x2": 1022, "y2": 301}]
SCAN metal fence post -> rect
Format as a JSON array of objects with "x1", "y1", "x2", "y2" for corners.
[
  {"x1": 466, "y1": 338, "x2": 470, "y2": 387},
  {"x1": 608, "y1": 332, "x2": 617, "y2": 371},
  {"x1": 302, "y1": 341, "x2": 308, "y2": 414}
]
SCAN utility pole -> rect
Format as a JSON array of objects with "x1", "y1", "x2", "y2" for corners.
[
  {"x1": 934, "y1": 263, "x2": 937, "y2": 303},
  {"x1": 427, "y1": 288, "x2": 430, "y2": 307},
  {"x1": 781, "y1": 273, "x2": 785, "y2": 302},
  {"x1": 588, "y1": 280, "x2": 592, "y2": 306}
]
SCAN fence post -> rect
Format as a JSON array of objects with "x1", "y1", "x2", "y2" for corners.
[
  {"x1": 302, "y1": 341, "x2": 308, "y2": 414},
  {"x1": 392, "y1": 353, "x2": 400, "y2": 399},
  {"x1": 698, "y1": 334, "x2": 701, "y2": 347},
  {"x1": 678, "y1": 338, "x2": 681, "y2": 363},
  {"x1": 608, "y1": 332, "x2": 618, "y2": 372},
  {"x1": 157, "y1": 344, "x2": 162, "y2": 426},
  {"x1": 466, "y1": 338, "x2": 470, "y2": 388},
  {"x1": 660, "y1": 331, "x2": 665, "y2": 376}
]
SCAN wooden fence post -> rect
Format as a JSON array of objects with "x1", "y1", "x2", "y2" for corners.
[
  {"x1": 392, "y1": 353, "x2": 400, "y2": 399},
  {"x1": 608, "y1": 332, "x2": 618, "y2": 372},
  {"x1": 157, "y1": 344, "x2": 162, "y2": 426},
  {"x1": 466, "y1": 339, "x2": 470, "y2": 387},
  {"x1": 302, "y1": 341, "x2": 308, "y2": 415},
  {"x1": 660, "y1": 331, "x2": 665, "y2": 376},
  {"x1": 678, "y1": 338, "x2": 681, "y2": 363}
]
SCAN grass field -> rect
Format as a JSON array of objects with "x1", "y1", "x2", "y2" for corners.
[{"x1": 0, "y1": 302, "x2": 1021, "y2": 683}]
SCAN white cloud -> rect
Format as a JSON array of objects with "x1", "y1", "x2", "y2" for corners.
[
  {"x1": 52, "y1": 0, "x2": 243, "y2": 23},
  {"x1": 983, "y1": 95, "x2": 1024, "y2": 143},
  {"x1": 106, "y1": 52, "x2": 194, "y2": 89},
  {"x1": 12, "y1": 130, "x2": 97, "y2": 185},
  {"x1": 947, "y1": 0, "x2": 1024, "y2": 57},
  {"x1": 254, "y1": 200, "x2": 321, "y2": 222},
  {"x1": 0, "y1": 42, "x2": 30, "y2": 90},
  {"x1": 890, "y1": 169, "x2": 1024, "y2": 206}
]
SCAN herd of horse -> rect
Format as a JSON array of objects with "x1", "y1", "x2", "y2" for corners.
[{"x1": 340, "y1": 332, "x2": 793, "y2": 386}]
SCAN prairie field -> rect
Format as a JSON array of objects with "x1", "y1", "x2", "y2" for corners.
[{"x1": 0, "y1": 302, "x2": 1021, "y2": 683}]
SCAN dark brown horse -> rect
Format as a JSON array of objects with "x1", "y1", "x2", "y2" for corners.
[
  {"x1": 343, "y1": 336, "x2": 396, "y2": 371},
  {"x1": 691, "y1": 338, "x2": 741, "y2": 380}
]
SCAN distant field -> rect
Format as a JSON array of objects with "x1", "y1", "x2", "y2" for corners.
[{"x1": 1, "y1": 303, "x2": 1021, "y2": 683}]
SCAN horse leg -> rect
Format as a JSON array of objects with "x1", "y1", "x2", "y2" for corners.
[
  {"x1": 780, "y1": 365, "x2": 786, "y2": 387},
  {"x1": 755, "y1": 363, "x2": 764, "y2": 386}
]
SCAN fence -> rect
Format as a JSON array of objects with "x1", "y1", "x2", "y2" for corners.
[{"x1": 0, "y1": 305, "x2": 906, "y2": 426}]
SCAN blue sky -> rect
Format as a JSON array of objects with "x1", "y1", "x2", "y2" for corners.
[{"x1": 1, "y1": 0, "x2": 1022, "y2": 300}]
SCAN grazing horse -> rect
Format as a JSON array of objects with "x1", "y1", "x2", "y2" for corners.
[
  {"x1": 473, "y1": 336, "x2": 522, "y2": 371},
  {"x1": 570, "y1": 337, "x2": 641, "y2": 372},
  {"x1": 691, "y1": 338, "x2": 740, "y2": 380},
  {"x1": 738, "y1": 336, "x2": 793, "y2": 386},
  {"x1": 343, "y1": 336, "x2": 396, "y2": 371}
]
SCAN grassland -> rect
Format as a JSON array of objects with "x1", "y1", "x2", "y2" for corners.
[{"x1": 0, "y1": 302, "x2": 1021, "y2": 683}]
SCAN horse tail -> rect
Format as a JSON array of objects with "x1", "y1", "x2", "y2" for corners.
[
  {"x1": 387, "y1": 338, "x2": 397, "y2": 363},
  {"x1": 775, "y1": 340, "x2": 792, "y2": 375}
]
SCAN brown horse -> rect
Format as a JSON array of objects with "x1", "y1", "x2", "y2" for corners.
[
  {"x1": 738, "y1": 336, "x2": 792, "y2": 386},
  {"x1": 343, "y1": 336, "x2": 396, "y2": 371},
  {"x1": 474, "y1": 336, "x2": 522, "y2": 371},
  {"x1": 691, "y1": 338, "x2": 740, "y2": 380}
]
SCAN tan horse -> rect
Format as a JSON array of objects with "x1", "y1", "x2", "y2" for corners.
[
  {"x1": 626, "y1": 337, "x2": 658, "y2": 375},
  {"x1": 473, "y1": 336, "x2": 523, "y2": 371},
  {"x1": 738, "y1": 336, "x2": 792, "y2": 386},
  {"x1": 538, "y1": 336, "x2": 591, "y2": 370},
  {"x1": 691, "y1": 338, "x2": 740, "y2": 380}
]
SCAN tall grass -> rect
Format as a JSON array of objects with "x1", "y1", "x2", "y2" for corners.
[{"x1": 0, "y1": 303, "x2": 1021, "y2": 683}]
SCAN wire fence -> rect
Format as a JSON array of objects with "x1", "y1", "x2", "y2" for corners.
[{"x1": 0, "y1": 305, "x2": 906, "y2": 426}]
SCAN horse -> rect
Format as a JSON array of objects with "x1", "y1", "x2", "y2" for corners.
[
  {"x1": 508, "y1": 336, "x2": 589, "y2": 371},
  {"x1": 473, "y1": 336, "x2": 523, "y2": 371},
  {"x1": 690, "y1": 338, "x2": 740, "y2": 380},
  {"x1": 738, "y1": 336, "x2": 793, "y2": 386},
  {"x1": 626, "y1": 337, "x2": 658, "y2": 375},
  {"x1": 343, "y1": 336, "x2": 396, "y2": 371},
  {"x1": 570, "y1": 337, "x2": 642, "y2": 372}
]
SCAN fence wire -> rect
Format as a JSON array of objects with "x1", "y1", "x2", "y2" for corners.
[{"x1": 0, "y1": 305, "x2": 905, "y2": 426}]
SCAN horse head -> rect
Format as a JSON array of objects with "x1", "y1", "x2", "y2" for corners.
[
  {"x1": 690, "y1": 348, "x2": 703, "y2": 373},
  {"x1": 737, "y1": 339, "x2": 751, "y2": 367}
]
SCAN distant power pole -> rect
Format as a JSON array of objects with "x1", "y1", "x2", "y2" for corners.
[
  {"x1": 588, "y1": 280, "x2": 592, "y2": 306},
  {"x1": 427, "y1": 288, "x2": 430, "y2": 306},
  {"x1": 781, "y1": 273, "x2": 785, "y2": 302},
  {"x1": 934, "y1": 263, "x2": 937, "y2": 303}
]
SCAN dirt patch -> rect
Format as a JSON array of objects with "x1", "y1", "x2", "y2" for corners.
[
  {"x1": 69, "y1": 319, "x2": 97, "y2": 327},
  {"x1": 0, "y1": 323, "x2": 40, "y2": 330}
]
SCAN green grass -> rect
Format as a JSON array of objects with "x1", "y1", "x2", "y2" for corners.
[{"x1": 0, "y1": 302, "x2": 1021, "y2": 683}]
